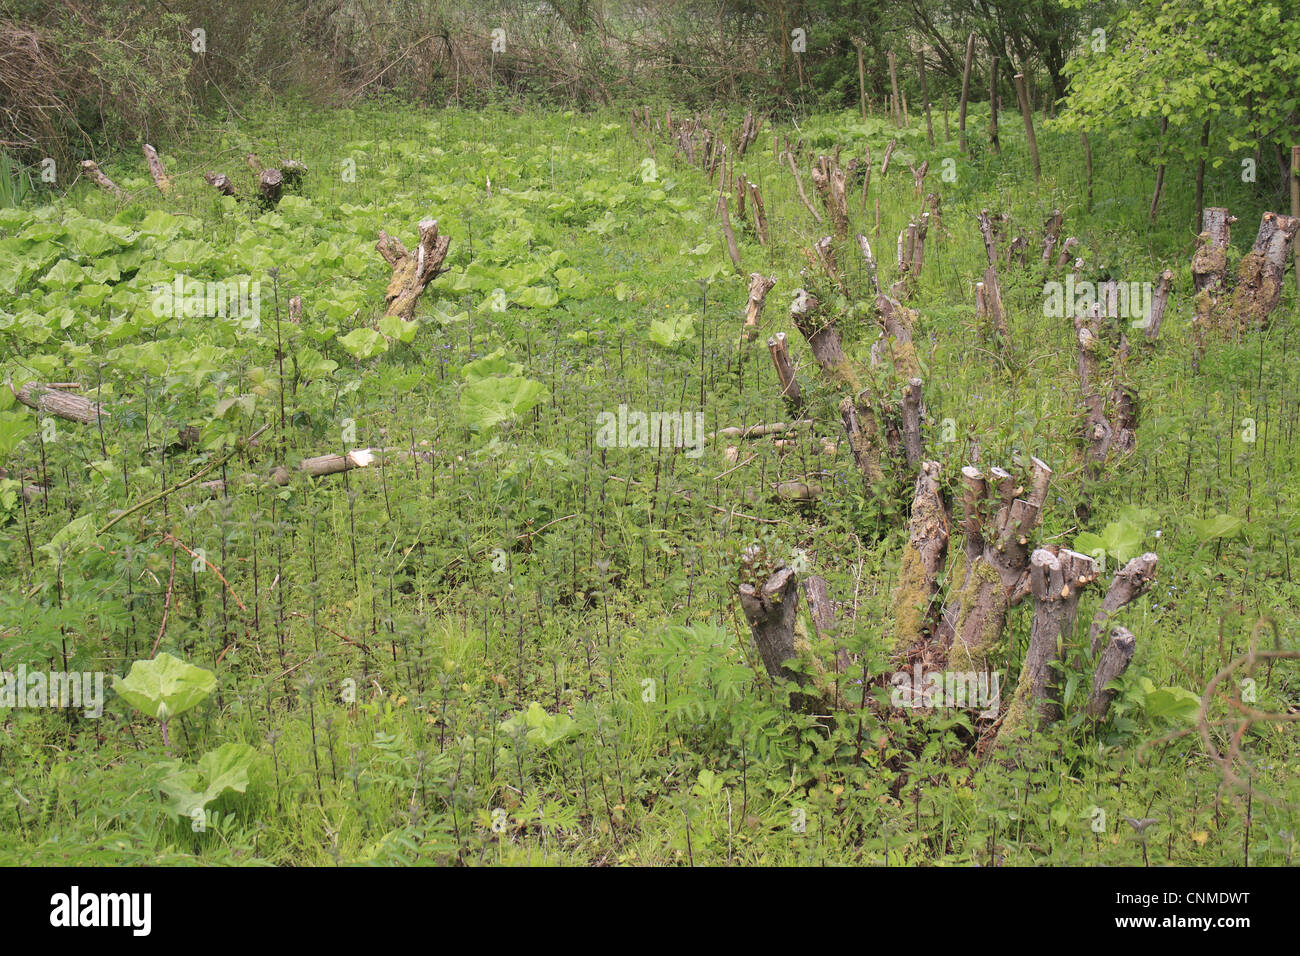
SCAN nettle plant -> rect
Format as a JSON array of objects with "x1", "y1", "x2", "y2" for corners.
[{"x1": 114, "y1": 653, "x2": 259, "y2": 824}]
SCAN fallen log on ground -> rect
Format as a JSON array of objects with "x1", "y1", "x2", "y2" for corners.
[{"x1": 12, "y1": 382, "x2": 107, "y2": 424}]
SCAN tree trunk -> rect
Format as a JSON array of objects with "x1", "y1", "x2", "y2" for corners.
[
  {"x1": 918, "y1": 50, "x2": 934, "y2": 146},
  {"x1": 958, "y1": 32, "x2": 975, "y2": 155},
  {"x1": 1148, "y1": 117, "x2": 1169, "y2": 225},
  {"x1": 204, "y1": 171, "x2": 236, "y2": 197},
  {"x1": 1041, "y1": 209, "x2": 1063, "y2": 262},
  {"x1": 13, "y1": 383, "x2": 107, "y2": 424},
  {"x1": 257, "y1": 168, "x2": 284, "y2": 207},
  {"x1": 887, "y1": 50, "x2": 902, "y2": 127},
  {"x1": 988, "y1": 55, "x2": 1000, "y2": 153},
  {"x1": 1145, "y1": 270, "x2": 1173, "y2": 342},
  {"x1": 1012, "y1": 74, "x2": 1040, "y2": 181},
  {"x1": 1000, "y1": 547, "x2": 1099, "y2": 733},
  {"x1": 718, "y1": 194, "x2": 742, "y2": 271},
  {"x1": 785, "y1": 151, "x2": 823, "y2": 223},
  {"x1": 738, "y1": 562, "x2": 826, "y2": 711},
  {"x1": 746, "y1": 179, "x2": 769, "y2": 245},
  {"x1": 941, "y1": 457, "x2": 1053, "y2": 673}
]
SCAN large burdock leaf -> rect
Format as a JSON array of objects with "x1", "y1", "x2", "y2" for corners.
[
  {"x1": 37, "y1": 513, "x2": 97, "y2": 563},
  {"x1": 1187, "y1": 512, "x2": 1244, "y2": 543},
  {"x1": 459, "y1": 376, "x2": 547, "y2": 429},
  {"x1": 1073, "y1": 518, "x2": 1144, "y2": 565},
  {"x1": 156, "y1": 743, "x2": 256, "y2": 821},
  {"x1": 377, "y1": 313, "x2": 419, "y2": 344},
  {"x1": 196, "y1": 742, "x2": 255, "y2": 799},
  {"x1": 0, "y1": 411, "x2": 36, "y2": 458},
  {"x1": 337, "y1": 326, "x2": 389, "y2": 360},
  {"x1": 113, "y1": 652, "x2": 217, "y2": 721}
]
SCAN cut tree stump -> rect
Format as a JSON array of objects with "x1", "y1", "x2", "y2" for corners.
[
  {"x1": 880, "y1": 138, "x2": 897, "y2": 177},
  {"x1": 742, "y1": 273, "x2": 776, "y2": 343},
  {"x1": 1088, "y1": 552, "x2": 1158, "y2": 656},
  {"x1": 738, "y1": 557, "x2": 830, "y2": 712},
  {"x1": 1224, "y1": 211, "x2": 1300, "y2": 331},
  {"x1": 1086, "y1": 626, "x2": 1137, "y2": 720},
  {"x1": 791, "y1": 292, "x2": 856, "y2": 390},
  {"x1": 280, "y1": 159, "x2": 308, "y2": 189},
  {"x1": 204, "y1": 171, "x2": 237, "y2": 197},
  {"x1": 376, "y1": 219, "x2": 452, "y2": 321},
  {"x1": 856, "y1": 233, "x2": 881, "y2": 295},
  {"x1": 1145, "y1": 270, "x2": 1173, "y2": 342},
  {"x1": 1191, "y1": 207, "x2": 1235, "y2": 349},
  {"x1": 80, "y1": 160, "x2": 122, "y2": 197},
  {"x1": 767, "y1": 333, "x2": 802, "y2": 412},
  {"x1": 257, "y1": 168, "x2": 284, "y2": 208},
  {"x1": 1041, "y1": 209, "x2": 1063, "y2": 262},
  {"x1": 746, "y1": 179, "x2": 769, "y2": 245},
  {"x1": 940, "y1": 456, "x2": 1053, "y2": 674},
  {"x1": 1000, "y1": 546, "x2": 1100, "y2": 733},
  {"x1": 889, "y1": 460, "x2": 950, "y2": 655},
  {"x1": 810, "y1": 154, "x2": 849, "y2": 238},
  {"x1": 143, "y1": 144, "x2": 170, "y2": 194}
]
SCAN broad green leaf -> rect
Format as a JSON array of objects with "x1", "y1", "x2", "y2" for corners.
[
  {"x1": 113, "y1": 653, "x2": 217, "y2": 722},
  {"x1": 459, "y1": 376, "x2": 547, "y2": 429},
  {"x1": 0, "y1": 411, "x2": 36, "y2": 458},
  {"x1": 38, "y1": 514, "x2": 97, "y2": 563},
  {"x1": 337, "y1": 327, "x2": 389, "y2": 360},
  {"x1": 377, "y1": 313, "x2": 419, "y2": 344},
  {"x1": 1187, "y1": 512, "x2": 1244, "y2": 543}
]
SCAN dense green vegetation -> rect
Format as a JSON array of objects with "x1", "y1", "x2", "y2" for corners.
[
  {"x1": 0, "y1": 85, "x2": 1296, "y2": 865},
  {"x1": 1, "y1": 0, "x2": 1298, "y2": 869}
]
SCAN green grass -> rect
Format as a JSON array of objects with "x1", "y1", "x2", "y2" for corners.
[{"x1": 0, "y1": 96, "x2": 1296, "y2": 865}]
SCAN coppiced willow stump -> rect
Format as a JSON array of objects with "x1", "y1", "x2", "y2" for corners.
[
  {"x1": 1224, "y1": 211, "x2": 1300, "y2": 331},
  {"x1": 143, "y1": 144, "x2": 170, "y2": 194},
  {"x1": 257, "y1": 169, "x2": 284, "y2": 208},
  {"x1": 80, "y1": 160, "x2": 122, "y2": 197},
  {"x1": 889, "y1": 461, "x2": 950, "y2": 657},
  {"x1": 746, "y1": 179, "x2": 769, "y2": 245},
  {"x1": 376, "y1": 219, "x2": 452, "y2": 321},
  {"x1": 1145, "y1": 269, "x2": 1173, "y2": 342},
  {"x1": 1191, "y1": 207, "x2": 1235, "y2": 347},
  {"x1": 1087, "y1": 552, "x2": 1158, "y2": 656},
  {"x1": 1074, "y1": 303, "x2": 1138, "y2": 475},
  {"x1": 737, "y1": 550, "x2": 830, "y2": 713},
  {"x1": 742, "y1": 273, "x2": 777, "y2": 343},
  {"x1": 767, "y1": 333, "x2": 802, "y2": 412},
  {"x1": 1086, "y1": 626, "x2": 1136, "y2": 720},
  {"x1": 1000, "y1": 546, "x2": 1100, "y2": 734},
  {"x1": 786, "y1": 244, "x2": 928, "y2": 494},
  {"x1": 810, "y1": 154, "x2": 849, "y2": 238},
  {"x1": 938, "y1": 459, "x2": 1051, "y2": 673},
  {"x1": 204, "y1": 172, "x2": 236, "y2": 197},
  {"x1": 280, "y1": 159, "x2": 308, "y2": 189}
]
